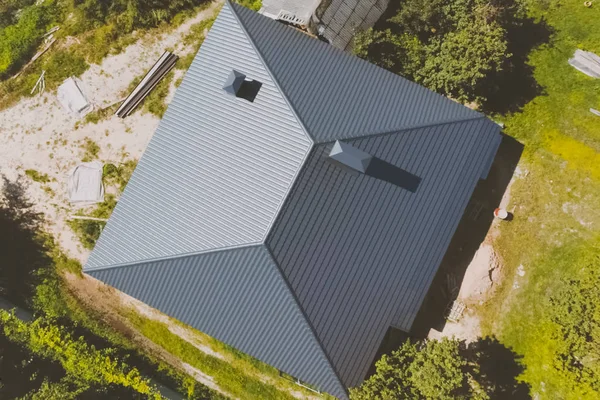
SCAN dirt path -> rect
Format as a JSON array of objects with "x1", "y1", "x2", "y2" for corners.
[{"x1": 0, "y1": 1, "x2": 223, "y2": 264}]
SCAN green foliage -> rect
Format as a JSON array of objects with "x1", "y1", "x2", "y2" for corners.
[
  {"x1": 0, "y1": 310, "x2": 162, "y2": 397},
  {"x1": 549, "y1": 259, "x2": 600, "y2": 391},
  {"x1": 68, "y1": 194, "x2": 116, "y2": 249},
  {"x1": 0, "y1": 3, "x2": 54, "y2": 78},
  {"x1": 351, "y1": 339, "x2": 474, "y2": 399},
  {"x1": 103, "y1": 160, "x2": 137, "y2": 192},
  {"x1": 351, "y1": 337, "x2": 528, "y2": 399},
  {"x1": 25, "y1": 169, "x2": 50, "y2": 183},
  {"x1": 127, "y1": 312, "x2": 311, "y2": 400},
  {"x1": 353, "y1": 0, "x2": 515, "y2": 103},
  {"x1": 409, "y1": 340, "x2": 467, "y2": 399},
  {"x1": 234, "y1": 0, "x2": 262, "y2": 11},
  {"x1": 143, "y1": 71, "x2": 173, "y2": 117},
  {"x1": 42, "y1": 50, "x2": 89, "y2": 82},
  {"x1": 0, "y1": 0, "x2": 36, "y2": 28}
]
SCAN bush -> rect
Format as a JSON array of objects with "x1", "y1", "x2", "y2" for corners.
[
  {"x1": 143, "y1": 71, "x2": 173, "y2": 117},
  {"x1": 42, "y1": 50, "x2": 89, "y2": 84},
  {"x1": 353, "y1": 0, "x2": 515, "y2": 104},
  {"x1": 0, "y1": 4, "x2": 53, "y2": 77}
]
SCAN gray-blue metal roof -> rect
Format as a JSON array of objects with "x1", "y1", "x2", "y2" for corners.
[
  {"x1": 85, "y1": 2, "x2": 502, "y2": 398},
  {"x1": 266, "y1": 118, "x2": 502, "y2": 387},
  {"x1": 88, "y1": 245, "x2": 347, "y2": 398},
  {"x1": 232, "y1": 2, "x2": 480, "y2": 143},
  {"x1": 86, "y1": 2, "x2": 312, "y2": 269}
]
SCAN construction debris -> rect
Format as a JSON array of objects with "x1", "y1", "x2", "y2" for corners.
[
  {"x1": 42, "y1": 26, "x2": 60, "y2": 38},
  {"x1": 30, "y1": 70, "x2": 46, "y2": 95},
  {"x1": 67, "y1": 161, "x2": 105, "y2": 204},
  {"x1": 569, "y1": 49, "x2": 600, "y2": 78},
  {"x1": 116, "y1": 51, "x2": 179, "y2": 118},
  {"x1": 57, "y1": 77, "x2": 93, "y2": 118},
  {"x1": 12, "y1": 38, "x2": 56, "y2": 79}
]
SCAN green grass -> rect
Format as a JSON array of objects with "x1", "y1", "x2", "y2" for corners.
[
  {"x1": 25, "y1": 169, "x2": 50, "y2": 183},
  {"x1": 143, "y1": 71, "x2": 174, "y2": 118},
  {"x1": 476, "y1": 0, "x2": 600, "y2": 397},
  {"x1": 125, "y1": 312, "x2": 333, "y2": 400},
  {"x1": 80, "y1": 137, "x2": 100, "y2": 162},
  {"x1": 68, "y1": 195, "x2": 116, "y2": 250}
]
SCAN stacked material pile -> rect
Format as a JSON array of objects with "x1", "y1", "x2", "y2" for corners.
[{"x1": 116, "y1": 51, "x2": 179, "y2": 118}]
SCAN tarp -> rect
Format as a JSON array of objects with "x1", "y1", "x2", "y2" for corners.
[
  {"x1": 569, "y1": 49, "x2": 600, "y2": 78},
  {"x1": 57, "y1": 77, "x2": 92, "y2": 117},
  {"x1": 68, "y1": 161, "x2": 104, "y2": 204}
]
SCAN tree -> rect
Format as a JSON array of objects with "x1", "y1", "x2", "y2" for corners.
[
  {"x1": 353, "y1": 0, "x2": 514, "y2": 103},
  {"x1": 351, "y1": 338, "x2": 476, "y2": 399},
  {"x1": 549, "y1": 256, "x2": 600, "y2": 394},
  {"x1": 351, "y1": 337, "x2": 529, "y2": 399}
]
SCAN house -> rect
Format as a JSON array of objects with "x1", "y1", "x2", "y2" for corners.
[
  {"x1": 84, "y1": 2, "x2": 502, "y2": 399},
  {"x1": 259, "y1": 0, "x2": 389, "y2": 50}
]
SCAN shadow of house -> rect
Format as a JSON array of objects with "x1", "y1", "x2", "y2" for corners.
[
  {"x1": 409, "y1": 134, "x2": 524, "y2": 337},
  {"x1": 366, "y1": 134, "x2": 524, "y2": 382}
]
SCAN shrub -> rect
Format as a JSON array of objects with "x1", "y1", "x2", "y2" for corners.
[
  {"x1": 143, "y1": 71, "x2": 173, "y2": 117},
  {"x1": 0, "y1": 4, "x2": 51, "y2": 77},
  {"x1": 42, "y1": 50, "x2": 89, "y2": 85}
]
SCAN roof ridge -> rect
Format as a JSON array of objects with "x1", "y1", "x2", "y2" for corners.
[
  {"x1": 317, "y1": 115, "x2": 489, "y2": 144},
  {"x1": 83, "y1": 242, "x2": 262, "y2": 273},
  {"x1": 227, "y1": 1, "x2": 319, "y2": 246},
  {"x1": 228, "y1": 1, "x2": 315, "y2": 143},
  {"x1": 262, "y1": 244, "x2": 348, "y2": 396}
]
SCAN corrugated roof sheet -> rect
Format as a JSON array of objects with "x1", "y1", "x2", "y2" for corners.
[
  {"x1": 87, "y1": 245, "x2": 347, "y2": 398},
  {"x1": 232, "y1": 2, "x2": 480, "y2": 143},
  {"x1": 266, "y1": 118, "x2": 502, "y2": 387},
  {"x1": 85, "y1": 3, "x2": 502, "y2": 398},
  {"x1": 86, "y1": 3, "x2": 312, "y2": 269}
]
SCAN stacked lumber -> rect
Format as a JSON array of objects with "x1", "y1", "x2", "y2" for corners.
[{"x1": 116, "y1": 51, "x2": 179, "y2": 118}]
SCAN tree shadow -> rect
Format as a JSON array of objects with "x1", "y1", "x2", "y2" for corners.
[
  {"x1": 479, "y1": 13, "x2": 554, "y2": 114},
  {"x1": 462, "y1": 336, "x2": 531, "y2": 399},
  {"x1": 0, "y1": 176, "x2": 51, "y2": 306}
]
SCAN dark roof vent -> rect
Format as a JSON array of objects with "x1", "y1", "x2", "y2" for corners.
[
  {"x1": 223, "y1": 70, "x2": 262, "y2": 102},
  {"x1": 329, "y1": 141, "x2": 372, "y2": 173}
]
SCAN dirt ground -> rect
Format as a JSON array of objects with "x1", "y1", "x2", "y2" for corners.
[{"x1": 0, "y1": 1, "x2": 222, "y2": 264}]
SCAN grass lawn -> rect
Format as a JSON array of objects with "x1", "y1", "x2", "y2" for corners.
[{"x1": 477, "y1": 0, "x2": 600, "y2": 397}]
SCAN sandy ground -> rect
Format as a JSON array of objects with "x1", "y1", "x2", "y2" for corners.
[{"x1": 0, "y1": 1, "x2": 222, "y2": 264}]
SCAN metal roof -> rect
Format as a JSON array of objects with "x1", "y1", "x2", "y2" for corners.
[
  {"x1": 85, "y1": 2, "x2": 502, "y2": 398},
  {"x1": 233, "y1": 2, "x2": 481, "y2": 143},
  {"x1": 89, "y1": 245, "x2": 346, "y2": 397},
  {"x1": 266, "y1": 118, "x2": 502, "y2": 387},
  {"x1": 86, "y1": 3, "x2": 312, "y2": 269}
]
